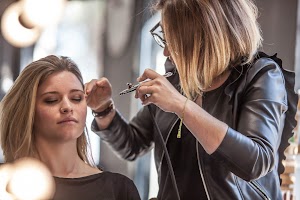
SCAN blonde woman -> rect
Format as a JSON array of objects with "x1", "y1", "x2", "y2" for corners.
[
  {"x1": 0, "y1": 55, "x2": 141, "y2": 200},
  {"x1": 87, "y1": 0, "x2": 297, "y2": 199}
]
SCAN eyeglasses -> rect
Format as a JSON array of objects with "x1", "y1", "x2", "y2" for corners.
[{"x1": 150, "y1": 22, "x2": 166, "y2": 48}]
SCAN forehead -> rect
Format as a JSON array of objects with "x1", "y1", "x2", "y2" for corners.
[{"x1": 37, "y1": 71, "x2": 83, "y2": 93}]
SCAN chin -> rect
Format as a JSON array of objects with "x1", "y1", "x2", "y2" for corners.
[{"x1": 54, "y1": 130, "x2": 83, "y2": 142}]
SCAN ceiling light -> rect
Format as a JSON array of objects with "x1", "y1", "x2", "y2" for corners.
[
  {"x1": 21, "y1": 0, "x2": 66, "y2": 28},
  {"x1": 1, "y1": 1, "x2": 41, "y2": 48}
]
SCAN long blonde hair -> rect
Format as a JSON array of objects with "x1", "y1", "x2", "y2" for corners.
[
  {"x1": 155, "y1": 0, "x2": 262, "y2": 99},
  {"x1": 0, "y1": 55, "x2": 94, "y2": 166}
]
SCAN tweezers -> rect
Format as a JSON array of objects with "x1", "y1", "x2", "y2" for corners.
[{"x1": 119, "y1": 71, "x2": 174, "y2": 95}]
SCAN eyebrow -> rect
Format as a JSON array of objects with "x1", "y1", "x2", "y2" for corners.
[{"x1": 41, "y1": 89, "x2": 84, "y2": 96}]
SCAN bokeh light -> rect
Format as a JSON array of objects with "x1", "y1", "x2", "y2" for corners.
[
  {"x1": 0, "y1": 158, "x2": 55, "y2": 200},
  {"x1": 0, "y1": 1, "x2": 41, "y2": 47},
  {"x1": 22, "y1": 0, "x2": 66, "y2": 28}
]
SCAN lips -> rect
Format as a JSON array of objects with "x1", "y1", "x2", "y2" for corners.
[{"x1": 57, "y1": 117, "x2": 78, "y2": 124}]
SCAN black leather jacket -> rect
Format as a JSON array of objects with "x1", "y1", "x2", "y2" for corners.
[{"x1": 93, "y1": 53, "x2": 297, "y2": 200}]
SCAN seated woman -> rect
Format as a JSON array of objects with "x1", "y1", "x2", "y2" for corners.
[{"x1": 0, "y1": 55, "x2": 141, "y2": 200}]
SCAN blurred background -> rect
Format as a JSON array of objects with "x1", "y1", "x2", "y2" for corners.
[{"x1": 0, "y1": 0, "x2": 299, "y2": 199}]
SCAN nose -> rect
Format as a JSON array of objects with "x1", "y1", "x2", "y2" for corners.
[
  {"x1": 163, "y1": 46, "x2": 175, "y2": 64},
  {"x1": 60, "y1": 100, "x2": 73, "y2": 114},
  {"x1": 163, "y1": 46, "x2": 171, "y2": 57},
  {"x1": 60, "y1": 107, "x2": 73, "y2": 114}
]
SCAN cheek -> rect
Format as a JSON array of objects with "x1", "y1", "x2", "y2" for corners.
[
  {"x1": 34, "y1": 107, "x2": 55, "y2": 129},
  {"x1": 77, "y1": 104, "x2": 87, "y2": 122},
  {"x1": 38, "y1": 109, "x2": 53, "y2": 120},
  {"x1": 80, "y1": 108, "x2": 87, "y2": 121}
]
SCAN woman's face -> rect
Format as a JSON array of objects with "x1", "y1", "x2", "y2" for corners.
[
  {"x1": 33, "y1": 71, "x2": 87, "y2": 143},
  {"x1": 164, "y1": 45, "x2": 176, "y2": 66},
  {"x1": 160, "y1": 22, "x2": 175, "y2": 65}
]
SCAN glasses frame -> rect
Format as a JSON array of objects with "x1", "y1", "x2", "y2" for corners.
[{"x1": 150, "y1": 22, "x2": 166, "y2": 48}]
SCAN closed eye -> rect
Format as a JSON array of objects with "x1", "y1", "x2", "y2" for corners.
[
  {"x1": 72, "y1": 98, "x2": 82, "y2": 102},
  {"x1": 72, "y1": 95, "x2": 83, "y2": 102},
  {"x1": 45, "y1": 99, "x2": 57, "y2": 104}
]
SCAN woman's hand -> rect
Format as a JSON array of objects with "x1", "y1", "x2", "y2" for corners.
[
  {"x1": 135, "y1": 68, "x2": 185, "y2": 114},
  {"x1": 85, "y1": 77, "x2": 113, "y2": 112}
]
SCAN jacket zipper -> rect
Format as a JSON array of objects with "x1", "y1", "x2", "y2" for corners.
[
  {"x1": 249, "y1": 181, "x2": 271, "y2": 200},
  {"x1": 196, "y1": 142, "x2": 211, "y2": 200}
]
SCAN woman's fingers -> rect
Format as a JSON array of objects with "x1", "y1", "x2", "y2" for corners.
[
  {"x1": 137, "y1": 68, "x2": 160, "y2": 82},
  {"x1": 85, "y1": 78, "x2": 112, "y2": 110},
  {"x1": 84, "y1": 79, "x2": 97, "y2": 95}
]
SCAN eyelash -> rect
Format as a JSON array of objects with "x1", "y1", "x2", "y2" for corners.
[
  {"x1": 73, "y1": 97, "x2": 82, "y2": 102},
  {"x1": 45, "y1": 100, "x2": 57, "y2": 104},
  {"x1": 44, "y1": 97, "x2": 83, "y2": 104}
]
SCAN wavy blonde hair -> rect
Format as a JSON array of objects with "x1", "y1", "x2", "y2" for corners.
[
  {"x1": 155, "y1": 0, "x2": 262, "y2": 99},
  {"x1": 0, "y1": 55, "x2": 95, "y2": 166}
]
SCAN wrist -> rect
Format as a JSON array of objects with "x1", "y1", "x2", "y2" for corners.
[
  {"x1": 177, "y1": 97, "x2": 188, "y2": 139},
  {"x1": 174, "y1": 96, "x2": 188, "y2": 117},
  {"x1": 92, "y1": 102, "x2": 114, "y2": 118}
]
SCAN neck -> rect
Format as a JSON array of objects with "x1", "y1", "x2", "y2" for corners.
[
  {"x1": 204, "y1": 69, "x2": 231, "y2": 92},
  {"x1": 35, "y1": 138, "x2": 99, "y2": 178}
]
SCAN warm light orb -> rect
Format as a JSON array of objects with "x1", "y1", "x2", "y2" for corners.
[
  {"x1": 0, "y1": 164, "x2": 14, "y2": 200},
  {"x1": 8, "y1": 158, "x2": 55, "y2": 200},
  {"x1": 22, "y1": 0, "x2": 66, "y2": 28},
  {"x1": 0, "y1": 1, "x2": 41, "y2": 47}
]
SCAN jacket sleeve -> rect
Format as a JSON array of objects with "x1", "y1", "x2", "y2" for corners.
[
  {"x1": 91, "y1": 105, "x2": 155, "y2": 161},
  {"x1": 212, "y1": 58, "x2": 288, "y2": 181}
]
